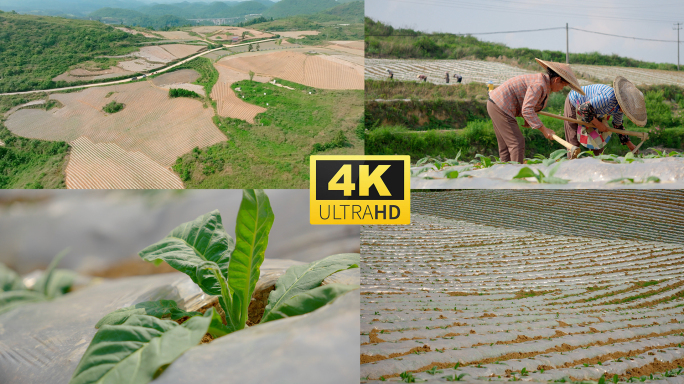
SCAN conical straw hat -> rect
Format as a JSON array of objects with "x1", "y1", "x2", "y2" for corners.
[
  {"x1": 535, "y1": 58, "x2": 585, "y2": 95},
  {"x1": 613, "y1": 76, "x2": 647, "y2": 126}
]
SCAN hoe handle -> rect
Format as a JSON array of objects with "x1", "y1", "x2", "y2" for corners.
[
  {"x1": 551, "y1": 134, "x2": 575, "y2": 150},
  {"x1": 537, "y1": 111, "x2": 646, "y2": 139}
]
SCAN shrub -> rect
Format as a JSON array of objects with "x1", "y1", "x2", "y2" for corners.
[
  {"x1": 102, "y1": 101, "x2": 125, "y2": 114},
  {"x1": 169, "y1": 88, "x2": 202, "y2": 99}
]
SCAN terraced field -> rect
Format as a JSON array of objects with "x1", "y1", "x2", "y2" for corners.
[
  {"x1": 66, "y1": 137, "x2": 184, "y2": 189},
  {"x1": 4, "y1": 81, "x2": 226, "y2": 188},
  {"x1": 211, "y1": 64, "x2": 269, "y2": 123},
  {"x1": 219, "y1": 50, "x2": 363, "y2": 90},
  {"x1": 360, "y1": 212, "x2": 684, "y2": 383},
  {"x1": 572, "y1": 65, "x2": 684, "y2": 87}
]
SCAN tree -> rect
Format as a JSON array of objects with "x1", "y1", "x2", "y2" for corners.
[
  {"x1": 256, "y1": 43, "x2": 260, "y2": 51},
  {"x1": 241, "y1": 31, "x2": 247, "y2": 40},
  {"x1": 248, "y1": 43, "x2": 253, "y2": 52},
  {"x1": 249, "y1": 70, "x2": 255, "y2": 81}
]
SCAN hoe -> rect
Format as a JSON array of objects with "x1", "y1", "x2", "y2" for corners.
[{"x1": 537, "y1": 111, "x2": 649, "y2": 159}]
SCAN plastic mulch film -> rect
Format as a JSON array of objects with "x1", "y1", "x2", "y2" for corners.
[{"x1": 0, "y1": 258, "x2": 358, "y2": 384}]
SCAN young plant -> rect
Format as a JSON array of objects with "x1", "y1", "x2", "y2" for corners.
[
  {"x1": 69, "y1": 189, "x2": 359, "y2": 384},
  {"x1": 512, "y1": 163, "x2": 569, "y2": 184},
  {"x1": 444, "y1": 373, "x2": 469, "y2": 381}
]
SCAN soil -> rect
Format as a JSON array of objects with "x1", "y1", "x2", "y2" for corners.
[{"x1": 88, "y1": 257, "x2": 177, "y2": 278}]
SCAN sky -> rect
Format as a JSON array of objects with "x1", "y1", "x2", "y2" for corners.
[{"x1": 366, "y1": 0, "x2": 684, "y2": 65}]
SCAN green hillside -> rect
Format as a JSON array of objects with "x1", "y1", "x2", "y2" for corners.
[
  {"x1": 365, "y1": 18, "x2": 679, "y2": 71},
  {"x1": 263, "y1": 0, "x2": 340, "y2": 18},
  {"x1": 248, "y1": 1, "x2": 363, "y2": 31},
  {"x1": 135, "y1": 1, "x2": 268, "y2": 19},
  {"x1": 0, "y1": 11, "x2": 150, "y2": 93},
  {"x1": 88, "y1": 8, "x2": 190, "y2": 30}
]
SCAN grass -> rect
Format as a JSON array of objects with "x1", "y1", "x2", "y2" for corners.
[
  {"x1": 366, "y1": 84, "x2": 684, "y2": 161},
  {"x1": 0, "y1": 94, "x2": 69, "y2": 188},
  {"x1": 365, "y1": 79, "x2": 489, "y2": 101},
  {"x1": 172, "y1": 79, "x2": 363, "y2": 188},
  {"x1": 169, "y1": 57, "x2": 220, "y2": 97}
]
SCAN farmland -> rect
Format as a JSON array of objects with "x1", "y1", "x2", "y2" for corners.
[
  {"x1": 0, "y1": 9, "x2": 364, "y2": 189},
  {"x1": 360, "y1": 191, "x2": 684, "y2": 383}
]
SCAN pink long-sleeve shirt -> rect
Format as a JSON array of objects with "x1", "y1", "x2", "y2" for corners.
[{"x1": 489, "y1": 73, "x2": 550, "y2": 130}]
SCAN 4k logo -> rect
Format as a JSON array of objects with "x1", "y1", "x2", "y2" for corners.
[{"x1": 310, "y1": 156, "x2": 410, "y2": 224}]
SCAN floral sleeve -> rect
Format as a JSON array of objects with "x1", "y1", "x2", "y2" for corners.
[
  {"x1": 577, "y1": 102, "x2": 596, "y2": 123},
  {"x1": 612, "y1": 122, "x2": 630, "y2": 145}
]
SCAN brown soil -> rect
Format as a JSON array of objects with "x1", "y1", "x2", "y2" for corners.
[
  {"x1": 370, "y1": 327, "x2": 684, "y2": 379},
  {"x1": 618, "y1": 357, "x2": 684, "y2": 379},
  {"x1": 247, "y1": 283, "x2": 275, "y2": 325},
  {"x1": 360, "y1": 344, "x2": 431, "y2": 364},
  {"x1": 88, "y1": 256, "x2": 177, "y2": 278}
]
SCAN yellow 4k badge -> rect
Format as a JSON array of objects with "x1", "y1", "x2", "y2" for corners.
[{"x1": 310, "y1": 155, "x2": 410, "y2": 224}]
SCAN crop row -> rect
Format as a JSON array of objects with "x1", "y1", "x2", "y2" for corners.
[
  {"x1": 360, "y1": 213, "x2": 684, "y2": 382},
  {"x1": 65, "y1": 136, "x2": 185, "y2": 189},
  {"x1": 411, "y1": 190, "x2": 684, "y2": 244}
]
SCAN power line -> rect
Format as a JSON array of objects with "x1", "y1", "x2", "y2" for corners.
[
  {"x1": 569, "y1": 27, "x2": 679, "y2": 43},
  {"x1": 369, "y1": 26, "x2": 683, "y2": 43},
  {"x1": 676, "y1": 22, "x2": 683, "y2": 70}
]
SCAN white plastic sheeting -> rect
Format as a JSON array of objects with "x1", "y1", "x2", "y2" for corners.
[
  {"x1": 411, "y1": 157, "x2": 684, "y2": 189},
  {"x1": 360, "y1": 214, "x2": 684, "y2": 382},
  {"x1": 0, "y1": 259, "x2": 359, "y2": 384}
]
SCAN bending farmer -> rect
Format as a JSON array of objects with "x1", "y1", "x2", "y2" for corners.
[
  {"x1": 564, "y1": 76, "x2": 646, "y2": 156},
  {"x1": 487, "y1": 58, "x2": 584, "y2": 163}
]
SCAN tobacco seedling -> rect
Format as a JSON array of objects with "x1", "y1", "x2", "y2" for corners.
[
  {"x1": 426, "y1": 366, "x2": 442, "y2": 375},
  {"x1": 69, "y1": 189, "x2": 359, "y2": 384},
  {"x1": 444, "y1": 373, "x2": 468, "y2": 381},
  {"x1": 512, "y1": 164, "x2": 569, "y2": 184},
  {"x1": 0, "y1": 249, "x2": 75, "y2": 315}
]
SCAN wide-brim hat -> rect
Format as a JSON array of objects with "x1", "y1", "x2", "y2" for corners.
[
  {"x1": 535, "y1": 58, "x2": 585, "y2": 96},
  {"x1": 613, "y1": 76, "x2": 647, "y2": 126}
]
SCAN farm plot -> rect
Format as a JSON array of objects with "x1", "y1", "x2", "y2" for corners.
[
  {"x1": 411, "y1": 156, "x2": 684, "y2": 189},
  {"x1": 4, "y1": 81, "x2": 226, "y2": 188},
  {"x1": 360, "y1": 213, "x2": 684, "y2": 383},
  {"x1": 192, "y1": 26, "x2": 274, "y2": 40},
  {"x1": 277, "y1": 30, "x2": 321, "y2": 39},
  {"x1": 53, "y1": 65, "x2": 135, "y2": 83},
  {"x1": 572, "y1": 65, "x2": 684, "y2": 87},
  {"x1": 155, "y1": 31, "x2": 196, "y2": 40},
  {"x1": 151, "y1": 69, "x2": 205, "y2": 96},
  {"x1": 211, "y1": 64, "x2": 269, "y2": 123},
  {"x1": 114, "y1": 26, "x2": 159, "y2": 39},
  {"x1": 218, "y1": 50, "x2": 364, "y2": 90},
  {"x1": 66, "y1": 136, "x2": 184, "y2": 189},
  {"x1": 366, "y1": 59, "x2": 591, "y2": 86}
]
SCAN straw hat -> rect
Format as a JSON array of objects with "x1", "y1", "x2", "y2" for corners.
[
  {"x1": 535, "y1": 58, "x2": 585, "y2": 95},
  {"x1": 613, "y1": 76, "x2": 647, "y2": 126}
]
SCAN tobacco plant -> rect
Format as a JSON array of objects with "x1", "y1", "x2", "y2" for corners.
[{"x1": 69, "y1": 189, "x2": 359, "y2": 384}]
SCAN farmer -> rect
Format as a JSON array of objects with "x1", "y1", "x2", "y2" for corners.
[
  {"x1": 445, "y1": 72, "x2": 450, "y2": 84},
  {"x1": 487, "y1": 58, "x2": 584, "y2": 163},
  {"x1": 563, "y1": 76, "x2": 646, "y2": 156},
  {"x1": 455, "y1": 73, "x2": 463, "y2": 83},
  {"x1": 387, "y1": 69, "x2": 394, "y2": 80},
  {"x1": 417, "y1": 74, "x2": 428, "y2": 82}
]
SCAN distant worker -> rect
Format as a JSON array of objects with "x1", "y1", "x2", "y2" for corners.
[
  {"x1": 445, "y1": 72, "x2": 450, "y2": 84},
  {"x1": 455, "y1": 73, "x2": 463, "y2": 83},
  {"x1": 563, "y1": 76, "x2": 646, "y2": 157},
  {"x1": 417, "y1": 74, "x2": 428, "y2": 82},
  {"x1": 487, "y1": 58, "x2": 584, "y2": 163},
  {"x1": 387, "y1": 69, "x2": 394, "y2": 80}
]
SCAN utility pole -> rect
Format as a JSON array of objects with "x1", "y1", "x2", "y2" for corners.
[
  {"x1": 675, "y1": 23, "x2": 682, "y2": 70},
  {"x1": 566, "y1": 23, "x2": 569, "y2": 64}
]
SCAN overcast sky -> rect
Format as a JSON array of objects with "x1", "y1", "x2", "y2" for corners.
[{"x1": 366, "y1": 0, "x2": 684, "y2": 65}]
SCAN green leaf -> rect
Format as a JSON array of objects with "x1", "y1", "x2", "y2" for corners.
[
  {"x1": 549, "y1": 149, "x2": 566, "y2": 160},
  {"x1": 0, "y1": 263, "x2": 25, "y2": 292},
  {"x1": 227, "y1": 189, "x2": 275, "y2": 331},
  {"x1": 645, "y1": 176, "x2": 661, "y2": 183},
  {"x1": 95, "y1": 300, "x2": 201, "y2": 328},
  {"x1": 261, "y1": 283, "x2": 358, "y2": 322},
  {"x1": 206, "y1": 306, "x2": 234, "y2": 337},
  {"x1": 445, "y1": 170, "x2": 459, "y2": 179},
  {"x1": 542, "y1": 177, "x2": 570, "y2": 184},
  {"x1": 607, "y1": 177, "x2": 635, "y2": 184},
  {"x1": 34, "y1": 269, "x2": 78, "y2": 299},
  {"x1": 547, "y1": 163, "x2": 561, "y2": 178},
  {"x1": 139, "y1": 210, "x2": 234, "y2": 296},
  {"x1": 69, "y1": 311, "x2": 212, "y2": 384},
  {"x1": 33, "y1": 248, "x2": 69, "y2": 298},
  {"x1": 0, "y1": 290, "x2": 46, "y2": 315},
  {"x1": 512, "y1": 167, "x2": 537, "y2": 180},
  {"x1": 260, "y1": 253, "x2": 359, "y2": 324}
]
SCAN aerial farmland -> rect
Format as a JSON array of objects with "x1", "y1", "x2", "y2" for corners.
[
  {"x1": 0, "y1": 9, "x2": 364, "y2": 189},
  {"x1": 360, "y1": 190, "x2": 684, "y2": 383}
]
